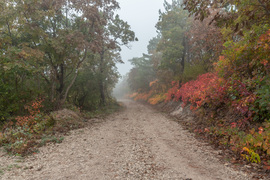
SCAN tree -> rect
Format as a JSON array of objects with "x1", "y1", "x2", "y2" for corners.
[
  {"x1": 183, "y1": 0, "x2": 270, "y2": 35},
  {"x1": 156, "y1": 0, "x2": 190, "y2": 78},
  {"x1": 113, "y1": 75, "x2": 131, "y2": 99},
  {"x1": 0, "y1": 0, "x2": 120, "y2": 110},
  {"x1": 128, "y1": 54, "x2": 155, "y2": 92},
  {"x1": 0, "y1": 0, "x2": 124, "y2": 121},
  {"x1": 187, "y1": 10, "x2": 224, "y2": 71},
  {"x1": 0, "y1": 1, "x2": 46, "y2": 120},
  {"x1": 147, "y1": 35, "x2": 161, "y2": 55},
  {"x1": 97, "y1": 14, "x2": 137, "y2": 106}
]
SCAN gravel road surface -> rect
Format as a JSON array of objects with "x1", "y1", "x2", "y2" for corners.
[{"x1": 1, "y1": 100, "x2": 251, "y2": 180}]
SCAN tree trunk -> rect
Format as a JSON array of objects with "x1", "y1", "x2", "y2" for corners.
[
  {"x1": 57, "y1": 49, "x2": 88, "y2": 109},
  {"x1": 181, "y1": 37, "x2": 186, "y2": 74},
  {"x1": 99, "y1": 81, "x2": 105, "y2": 106},
  {"x1": 59, "y1": 63, "x2": 65, "y2": 99},
  {"x1": 58, "y1": 71, "x2": 78, "y2": 109},
  {"x1": 99, "y1": 48, "x2": 106, "y2": 106}
]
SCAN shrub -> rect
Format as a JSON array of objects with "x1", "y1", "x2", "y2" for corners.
[
  {"x1": 166, "y1": 73, "x2": 226, "y2": 110},
  {"x1": 0, "y1": 98, "x2": 57, "y2": 156},
  {"x1": 148, "y1": 94, "x2": 167, "y2": 105}
]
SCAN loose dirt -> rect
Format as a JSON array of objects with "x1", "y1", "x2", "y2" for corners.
[{"x1": 1, "y1": 100, "x2": 252, "y2": 180}]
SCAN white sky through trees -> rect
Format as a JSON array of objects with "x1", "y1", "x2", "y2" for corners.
[{"x1": 116, "y1": 0, "x2": 167, "y2": 76}]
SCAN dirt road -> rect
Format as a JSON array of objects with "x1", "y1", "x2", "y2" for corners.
[{"x1": 2, "y1": 100, "x2": 251, "y2": 180}]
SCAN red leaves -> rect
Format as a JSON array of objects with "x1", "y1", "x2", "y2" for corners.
[
  {"x1": 231, "y1": 122, "x2": 237, "y2": 128},
  {"x1": 166, "y1": 73, "x2": 224, "y2": 110},
  {"x1": 165, "y1": 71, "x2": 257, "y2": 126},
  {"x1": 261, "y1": 59, "x2": 268, "y2": 66},
  {"x1": 259, "y1": 127, "x2": 264, "y2": 134},
  {"x1": 259, "y1": 29, "x2": 270, "y2": 43}
]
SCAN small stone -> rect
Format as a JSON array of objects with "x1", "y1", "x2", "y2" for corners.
[{"x1": 36, "y1": 166, "x2": 43, "y2": 171}]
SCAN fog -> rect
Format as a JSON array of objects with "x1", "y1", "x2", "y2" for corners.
[{"x1": 116, "y1": 0, "x2": 166, "y2": 76}]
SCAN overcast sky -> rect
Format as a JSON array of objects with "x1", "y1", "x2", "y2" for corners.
[{"x1": 116, "y1": 0, "x2": 167, "y2": 76}]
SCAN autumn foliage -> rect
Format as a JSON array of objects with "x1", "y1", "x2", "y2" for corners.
[
  {"x1": 15, "y1": 98, "x2": 44, "y2": 128},
  {"x1": 129, "y1": 26, "x2": 270, "y2": 165},
  {"x1": 166, "y1": 73, "x2": 224, "y2": 109}
]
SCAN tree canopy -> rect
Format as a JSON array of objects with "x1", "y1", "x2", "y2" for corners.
[{"x1": 0, "y1": 0, "x2": 136, "y2": 121}]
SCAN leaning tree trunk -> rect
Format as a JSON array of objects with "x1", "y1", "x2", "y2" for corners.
[
  {"x1": 58, "y1": 70, "x2": 79, "y2": 109},
  {"x1": 57, "y1": 49, "x2": 88, "y2": 110}
]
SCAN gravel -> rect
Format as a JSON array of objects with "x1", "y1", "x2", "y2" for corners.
[{"x1": 0, "y1": 100, "x2": 252, "y2": 180}]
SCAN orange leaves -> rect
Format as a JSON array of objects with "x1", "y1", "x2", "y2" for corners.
[
  {"x1": 241, "y1": 147, "x2": 261, "y2": 164},
  {"x1": 16, "y1": 116, "x2": 30, "y2": 127},
  {"x1": 208, "y1": 123, "x2": 270, "y2": 164},
  {"x1": 259, "y1": 127, "x2": 264, "y2": 134},
  {"x1": 204, "y1": 128, "x2": 210, "y2": 133},
  {"x1": 148, "y1": 94, "x2": 167, "y2": 105},
  {"x1": 129, "y1": 93, "x2": 138, "y2": 99},
  {"x1": 15, "y1": 98, "x2": 44, "y2": 127},
  {"x1": 24, "y1": 98, "x2": 44, "y2": 116},
  {"x1": 15, "y1": 115, "x2": 37, "y2": 128},
  {"x1": 259, "y1": 29, "x2": 270, "y2": 44},
  {"x1": 130, "y1": 81, "x2": 167, "y2": 105},
  {"x1": 133, "y1": 91, "x2": 152, "y2": 101},
  {"x1": 130, "y1": 78, "x2": 168, "y2": 105},
  {"x1": 149, "y1": 79, "x2": 158, "y2": 87},
  {"x1": 261, "y1": 59, "x2": 268, "y2": 66},
  {"x1": 219, "y1": 56, "x2": 225, "y2": 61},
  {"x1": 130, "y1": 91, "x2": 153, "y2": 102},
  {"x1": 256, "y1": 29, "x2": 270, "y2": 72}
]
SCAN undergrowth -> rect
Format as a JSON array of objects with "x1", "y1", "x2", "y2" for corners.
[
  {"x1": 0, "y1": 99, "x2": 122, "y2": 157},
  {"x1": 129, "y1": 29, "x2": 270, "y2": 167}
]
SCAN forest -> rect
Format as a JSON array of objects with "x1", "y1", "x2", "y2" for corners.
[
  {"x1": 0, "y1": 0, "x2": 270, "y2": 169},
  {"x1": 0, "y1": 0, "x2": 136, "y2": 155},
  {"x1": 127, "y1": 0, "x2": 270, "y2": 165},
  {"x1": 0, "y1": 0, "x2": 138, "y2": 118}
]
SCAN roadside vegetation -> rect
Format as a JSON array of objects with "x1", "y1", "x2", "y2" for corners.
[
  {"x1": 127, "y1": 0, "x2": 270, "y2": 169},
  {"x1": 0, "y1": 0, "x2": 133, "y2": 156},
  {"x1": 0, "y1": 97, "x2": 122, "y2": 156}
]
